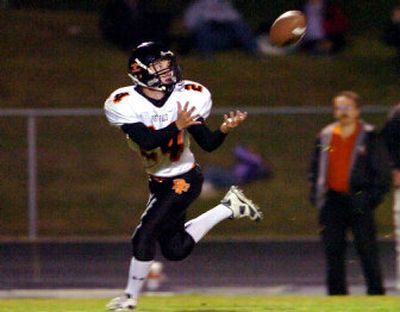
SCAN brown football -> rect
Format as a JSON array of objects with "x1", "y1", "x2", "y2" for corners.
[{"x1": 269, "y1": 10, "x2": 307, "y2": 46}]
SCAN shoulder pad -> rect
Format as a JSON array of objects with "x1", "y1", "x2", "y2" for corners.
[
  {"x1": 104, "y1": 87, "x2": 140, "y2": 126},
  {"x1": 180, "y1": 80, "x2": 212, "y2": 119}
]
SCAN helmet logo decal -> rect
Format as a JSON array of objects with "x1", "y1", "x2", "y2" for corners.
[{"x1": 160, "y1": 51, "x2": 173, "y2": 57}]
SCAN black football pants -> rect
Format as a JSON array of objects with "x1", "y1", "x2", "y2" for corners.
[{"x1": 131, "y1": 166, "x2": 203, "y2": 261}]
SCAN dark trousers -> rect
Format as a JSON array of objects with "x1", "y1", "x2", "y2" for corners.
[
  {"x1": 131, "y1": 166, "x2": 203, "y2": 261},
  {"x1": 319, "y1": 191, "x2": 385, "y2": 295}
]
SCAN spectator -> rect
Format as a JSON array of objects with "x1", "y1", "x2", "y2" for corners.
[
  {"x1": 381, "y1": 103, "x2": 400, "y2": 187},
  {"x1": 383, "y1": 6, "x2": 400, "y2": 69},
  {"x1": 181, "y1": 0, "x2": 258, "y2": 57},
  {"x1": 308, "y1": 91, "x2": 391, "y2": 295},
  {"x1": 201, "y1": 144, "x2": 273, "y2": 197},
  {"x1": 301, "y1": 0, "x2": 349, "y2": 55},
  {"x1": 99, "y1": 0, "x2": 172, "y2": 51}
]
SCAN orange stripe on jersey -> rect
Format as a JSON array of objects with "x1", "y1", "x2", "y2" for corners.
[{"x1": 177, "y1": 131, "x2": 183, "y2": 145}]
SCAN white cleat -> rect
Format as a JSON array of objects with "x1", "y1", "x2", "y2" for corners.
[
  {"x1": 221, "y1": 185, "x2": 263, "y2": 222},
  {"x1": 106, "y1": 296, "x2": 137, "y2": 311}
]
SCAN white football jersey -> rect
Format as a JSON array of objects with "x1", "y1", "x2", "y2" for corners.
[{"x1": 104, "y1": 80, "x2": 212, "y2": 177}]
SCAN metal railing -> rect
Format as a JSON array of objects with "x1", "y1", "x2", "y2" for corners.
[
  {"x1": 1, "y1": 108, "x2": 103, "y2": 240},
  {"x1": 0, "y1": 105, "x2": 393, "y2": 239},
  {"x1": 2, "y1": 106, "x2": 399, "y2": 290}
]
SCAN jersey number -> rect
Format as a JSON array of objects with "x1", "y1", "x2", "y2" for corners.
[
  {"x1": 113, "y1": 92, "x2": 129, "y2": 104},
  {"x1": 184, "y1": 83, "x2": 203, "y2": 92},
  {"x1": 163, "y1": 131, "x2": 184, "y2": 161},
  {"x1": 140, "y1": 131, "x2": 184, "y2": 163}
]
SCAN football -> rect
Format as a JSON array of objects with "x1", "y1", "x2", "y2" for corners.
[{"x1": 269, "y1": 10, "x2": 307, "y2": 47}]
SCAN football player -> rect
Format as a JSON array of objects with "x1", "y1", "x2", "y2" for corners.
[{"x1": 104, "y1": 42, "x2": 262, "y2": 311}]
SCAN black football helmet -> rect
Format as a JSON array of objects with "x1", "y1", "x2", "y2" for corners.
[{"x1": 127, "y1": 42, "x2": 182, "y2": 92}]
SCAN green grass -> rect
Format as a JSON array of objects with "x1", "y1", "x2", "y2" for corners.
[
  {"x1": 1, "y1": 9, "x2": 399, "y2": 238},
  {"x1": 2, "y1": 295, "x2": 400, "y2": 312}
]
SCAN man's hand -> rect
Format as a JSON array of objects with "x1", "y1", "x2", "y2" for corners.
[
  {"x1": 220, "y1": 110, "x2": 248, "y2": 133},
  {"x1": 175, "y1": 101, "x2": 201, "y2": 130}
]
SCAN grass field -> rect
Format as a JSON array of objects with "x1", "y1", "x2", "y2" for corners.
[
  {"x1": 1, "y1": 9, "x2": 400, "y2": 238},
  {"x1": 2, "y1": 295, "x2": 400, "y2": 312}
]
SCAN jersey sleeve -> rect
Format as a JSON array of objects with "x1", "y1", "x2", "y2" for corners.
[
  {"x1": 197, "y1": 92, "x2": 212, "y2": 120},
  {"x1": 104, "y1": 91, "x2": 140, "y2": 127},
  {"x1": 182, "y1": 81, "x2": 213, "y2": 120}
]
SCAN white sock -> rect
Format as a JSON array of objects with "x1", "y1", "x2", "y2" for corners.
[
  {"x1": 185, "y1": 204, "x2": 232, "y2": 242},
  {"x1": 124, "y1": 257, "x2": 153, "y2": 299}
]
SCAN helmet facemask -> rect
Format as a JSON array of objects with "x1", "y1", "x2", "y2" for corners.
[{"x1": 128, "y1": 50, "x2": 182, "y2": 93}]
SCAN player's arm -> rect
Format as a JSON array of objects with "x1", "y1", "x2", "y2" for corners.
[
  {"x1": 121, "y1": 102, "x2": 200, "y2": 151},
  {"x1": 187, "y1": 118, "x2": 227, "y2": 152},
  {"x1": 121, "y1": 122, "x2": 179, "y2": 151},
  {"x1": 188, "y1": 110, "x2": 248, "y2": 152}
]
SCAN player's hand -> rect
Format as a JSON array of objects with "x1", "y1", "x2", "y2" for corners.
[
  {"x1": 220, "y1": 110, "x2": 248, "y2": 133},
  {"x1": 175, "y1": 101, "x2": 201, "y2": 130}
]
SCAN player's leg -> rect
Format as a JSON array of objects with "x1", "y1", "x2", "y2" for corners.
[
  {"x1": 157, "y1": 166, "x2": 204, "y2": 260},
  {"x1": 107, "y1": 180, "x2": 175, "y2": 310},
  {"x1": 185, "y1": 185, "x2": 263, "y2": 242},
  {"x1": 159, "y1": 201, "x2": 233, "y2": 259},
  {"x1": 158, "y1": 166, "x2": 262, "y2": 260},
  {"x1": 106, "y1": 256, "x2": 151, "y2": 310},
  {"x1": 184, "y1": 204, "x2": 232, "y2": 242},
  {"x1": 155, "y1": 165, "x2": 227, "y2": 259},
  {"x1": 156, "y1": 165, "x2": 231, "y2": 259},
  {"x1": 158, "y1": 224, "x2": 196, "y2": 261},
  {"x1": 159, "y1": 184, "x2": 263, "y2": 260}
]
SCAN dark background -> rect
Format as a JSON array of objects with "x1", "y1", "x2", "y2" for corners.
[{"x1": 8, "y1": 0, "x2": 400, "y2": 34}]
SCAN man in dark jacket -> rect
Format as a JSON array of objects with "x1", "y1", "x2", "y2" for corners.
[{"x1": 308, "y1": 91, "x2": 391, "y2": 295}]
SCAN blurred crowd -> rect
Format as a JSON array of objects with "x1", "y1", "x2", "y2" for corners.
[
  {"x1": 98, "y1": 0, "x2": 400, "y2": 63},
  {"x1": 99, "y1": 0, "x2": 353, "y2": 58}
]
